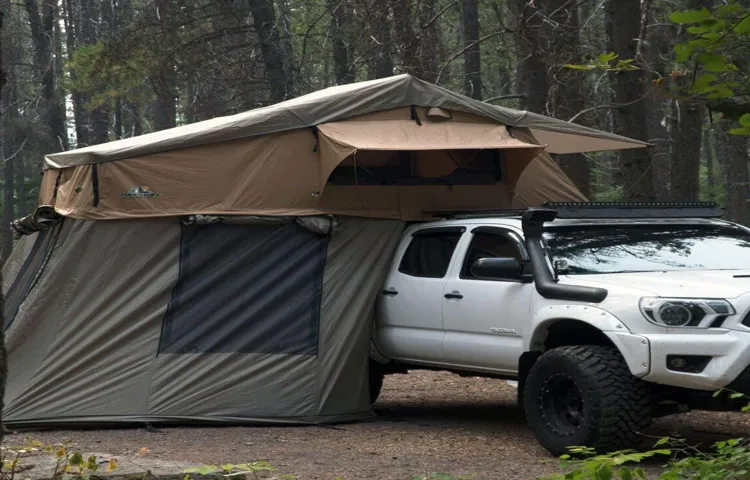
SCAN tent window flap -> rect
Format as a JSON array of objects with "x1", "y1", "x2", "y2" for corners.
[{"x1": 159, "y1": 222, "x2": 328, "y2": 355}]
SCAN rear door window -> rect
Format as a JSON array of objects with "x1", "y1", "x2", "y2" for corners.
[{"x1": 398, "y1": 228, "x2": 464, "y2": 278}]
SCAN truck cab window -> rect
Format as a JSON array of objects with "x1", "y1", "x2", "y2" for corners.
[
  {"x1": 461, "y1": 232, "x2": 524, "y2": 279},
  {"x1": 398, "y1": 231, "x2": 463, "y2": 278}
]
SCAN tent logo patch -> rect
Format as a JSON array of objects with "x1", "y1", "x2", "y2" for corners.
[{"x1": 122, "y1": 186, "x2": 160, "y2": 198}]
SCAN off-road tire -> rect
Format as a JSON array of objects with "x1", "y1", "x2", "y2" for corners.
[
  {"x1": 523, "y1": 345, "x2": 652, "y2": 456},
  {"x1": 369, "y1": 362, "x2": 385, "y2": 405}
]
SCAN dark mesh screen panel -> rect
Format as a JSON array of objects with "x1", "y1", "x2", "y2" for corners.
[
  {"x1": 4, "y1": 226, "x2": 60, "y2": 329},
  {"x1": 398, "y1": 232, "x2": 462, "y2": 278},
  {"x1": 159, "y1": 223, "x2": 328, "y2": 355}
]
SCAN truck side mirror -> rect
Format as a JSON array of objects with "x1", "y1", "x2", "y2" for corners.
[{"x1": 470, "y1": 257, "x2": 525, "y2": 281}]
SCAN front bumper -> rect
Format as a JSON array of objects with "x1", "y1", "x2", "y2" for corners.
[{"x1": 641, "y1": 329, "x2": 750, "y2": 392}]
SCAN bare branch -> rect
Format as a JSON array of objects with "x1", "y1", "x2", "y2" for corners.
[
  {"x1": 567, "y1": 93, "x2": 651, "y2": 123},
  {"x1": 436, "y1": 31, "x2": 503, "y2": 84},
  {"x1": 419, "y1": 2, "x2": 458, "y2": 32},
  {"x1": 484, "y1": 93, "x2": 526, "y2": 103},
  {"x1": 3, "y1": 137, "x2": 28, "y2": 164}
]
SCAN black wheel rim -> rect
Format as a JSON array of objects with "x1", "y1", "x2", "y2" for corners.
[{"x1": 539, "y1": 373, "x2": 584, "y2": 436}]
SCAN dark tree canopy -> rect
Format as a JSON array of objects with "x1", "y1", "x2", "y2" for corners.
[{"x1": 0, "y1": 0, "x2": 746, "y2": 261}]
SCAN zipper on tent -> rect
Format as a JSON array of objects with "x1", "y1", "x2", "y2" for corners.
[
  {"x1": 410, "y1": 105, "x2": 422, "y2": 126},
  {"x1": 310, "y1": 125, "x2": 319, "y2": 152},
  {"x1": 91, "y1": 164, "x2": 100, "y2": 207},
  {"x1": 51, "y1": 170, "x2": 63, "y2": 204}
]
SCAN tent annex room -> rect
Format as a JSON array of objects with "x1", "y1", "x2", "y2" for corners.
[{"x1": 2, "y1": 75, "x2": 648, "y2": 426}]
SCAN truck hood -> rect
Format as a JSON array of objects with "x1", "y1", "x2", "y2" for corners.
[{"x1": 561, "y1": 270, "x2": 750, "y2": 299}]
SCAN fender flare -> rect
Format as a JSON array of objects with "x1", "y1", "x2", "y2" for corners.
[{"x1": 525, "y1": 305, "x2": 651, "y2": 377}]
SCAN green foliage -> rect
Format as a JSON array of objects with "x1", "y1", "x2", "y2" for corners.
[
  {"x1": 728, "y1": 114, "x2": 750, "y2": 135},
  {"x1": 564, "y1": 1, "x2": 749, "y2": 133},
  {"x1": 410, "y1": 474, "x2": 477, "y2": 480},
  {"x1": 0, "y1": 436, "x2": 118, "y2": 480},
  {"x1": 540, "y1": 391, "x2": 750, "y2": 480},
  {"x1": 540, "y1": 446, "x2": 667, "y2": 480},
  {"x1": 564, "y1": 53, "x2": 639, "y2": 72},
  {"x1": 184, "y1": 460, "x2": 296, "y2": 479},
  {"x1": 65, "y1": 41, "x2": 158, "y2": 112}
]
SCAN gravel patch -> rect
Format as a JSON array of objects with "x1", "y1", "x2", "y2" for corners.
[{"x1": 6, "y1": 370, "x2": 750, "y2": 480}]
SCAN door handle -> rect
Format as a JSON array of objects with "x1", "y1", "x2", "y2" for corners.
[
  {"x1": 382, "y1": 288, "x2": 399, "y2": 296},
  {"x1": 444, "y1": 291, "x2": 463, "y2": 300}
]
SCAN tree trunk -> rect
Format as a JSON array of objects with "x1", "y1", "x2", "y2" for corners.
[
  {"x1": 66, "y1": 0, "x2": 91, "y2": 146},
  {"x1": 368, "y1": 0, "x2": 394, "y2": 78},
  {"x1": 393, "y1": 0, "x2": 420, "y2": 76},
  {"x1": 642, "y1": 12, "x2": 671, "y2": 200},
  {"x1": 0, "y1": 3, "x2": 6, "y2": 433},
  {"x1": 16, "y1": 157, "x2": 26, "y2": 218},
  {"x1": 277, "y1": 0, "x2": 296, "y2": 95},
  {"x1": 670, "y1": 102, "x2": 703, "y2": 201},
  {"x1": 704, "y1": 123, "x2": 715, "y2": 202},
  {"x1": 247, "y1": 0, "x2": 292, "y2": 102},
  {"x1": 646, "y1": 101, "x2": 671, "y2": 201},
  {"x1": 130, "y1": 101, "x2": 143, "y2": 136},
  {"x1": 114, "y1": 99, "x2": 124, "y2": 139},
  {"x1": 0, "y1": 7, "x2": 8, "y2": 434},
  {"x1": 417, "y1": 0, "x2": 440, "y2": 82},
  {"x1": 24, "y1": 0, "x2": 68, "y2": 152},
  {"x1": 605, "y1": 0, "x2": 654, "y2": 201},
  {"x1": 547, "y1": 0, "x2": 591, "y2": 197},
  {"x1": 461, "y1": 0, "x2": 482, "y2": 99},
  {"x1": 669, "y1": 0, "x2": 712, "y2": 202},
  {"x1": 511, "y1": 0, "x2": 548, "y2": 114},
  {"x1": 1, "y1": 4, "x2": 16, "y2": 265},
  {"x1": 329, "y1": 0, "x2": 354, "y2": 84},
  {"x1": 2, "y1": 140, "x2": 14, "y2": 263},
  {"x1": 716, "y1": 121, "x2": 750, "y2": 226},
  {"x1": 152, "y1": 80, "x2": 177, "y2": 131}
]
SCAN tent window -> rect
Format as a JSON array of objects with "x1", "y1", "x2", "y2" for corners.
[
  {"x1": 4, "y1": 225, "x2": 61, "y2": 330},
  {"x1": 398, "y1": 229, "x2": 464, "y2": 278},
  {"x1": 329, "y1": 149, "x2": 504, "y2": 186},
  {"x1": 159, "y1": 222, "x2": 328, "y2": 355}
]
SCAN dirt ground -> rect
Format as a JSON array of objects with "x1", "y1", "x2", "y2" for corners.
[{"x1": 6, "y1": 370, "x2": 750, "y2": 480}]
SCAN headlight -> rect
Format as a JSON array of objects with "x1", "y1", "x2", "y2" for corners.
[{"x1": 639, "y1": 297, "x2": 735, "y2": 328}]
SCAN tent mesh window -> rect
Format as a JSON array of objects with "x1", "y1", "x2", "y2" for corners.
[
  {"x1": 4, "y1": 224, "x2": 62, "y2": 330},
  {"x1": 159, "y1": 222, "x2": 329, "y2": 355},
  {"x1": 328, "y1": 149, "x2": 505, "y2": 186}
]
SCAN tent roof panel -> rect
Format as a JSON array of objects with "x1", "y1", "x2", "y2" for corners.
[{"x1": 45, "y1": 75, "x2": 649, "y2": 169}]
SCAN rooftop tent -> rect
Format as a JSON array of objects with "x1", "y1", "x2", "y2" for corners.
[
  {"x1": 37, "y1": 75, "x2": 648, "y2": 221},
  {"x1": 3, "y1": 75, "x2": 649, "y2": 427}
]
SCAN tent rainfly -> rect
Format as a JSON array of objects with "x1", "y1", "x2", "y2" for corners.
[{"x1": 2, "y1": 75, "x2": 648, "y2": 426}]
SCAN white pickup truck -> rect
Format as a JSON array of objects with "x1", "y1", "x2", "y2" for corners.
[{"x1": 369, "y1": 202, "x2": 750, "y2": 455}]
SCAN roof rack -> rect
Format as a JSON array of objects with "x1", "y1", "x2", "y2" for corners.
[
  {"x1": 426, "y1": 208, "x2": 527, "y2": 219},
  {"x1": 541, "y1": 202, "x2": 724, "y2": 219}
]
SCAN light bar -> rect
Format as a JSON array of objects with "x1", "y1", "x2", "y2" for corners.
[{"x1": 541, "y1": 202, "x2": 724, "y2": 219}]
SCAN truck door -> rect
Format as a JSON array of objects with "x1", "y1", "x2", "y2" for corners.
[
  {"x1": 441, "y1": 226, "x2": 534, "y2": 374},
  {"x1": 375, "y1": 226, "x2": 465, "y2": 363}
]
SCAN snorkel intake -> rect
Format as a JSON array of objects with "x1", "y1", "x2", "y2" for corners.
[{"x1": 521, "y1": 208, "x2": 608, "y2": 303}]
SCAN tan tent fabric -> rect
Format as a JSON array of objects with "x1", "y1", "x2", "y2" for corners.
[
  {"x1": 34, "y1": 80, "x2": 646, "y2": 221},
  {"x1": 530, "y1": 129, "x2": 647, "y2": 154},
  {"x1": 43, "y1": 75, "x2": 648, "y2": 169},
  {"x1": 510, "y1": 128, "x2": 587, "y2": 206},
  {"x1": 41, "y1": 107, "x2": 575, "y2": 221},
  {"x1": 316, "y1": 117, "x2": 542, "y2": 192}
]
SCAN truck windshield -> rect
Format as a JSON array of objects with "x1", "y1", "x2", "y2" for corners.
[{"x1": 542, "y1": 224, "x2": 750, "y2": 274}]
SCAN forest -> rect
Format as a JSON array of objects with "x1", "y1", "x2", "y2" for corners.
[{"x1": 0, "y1": 0, "x2": 748, "y2": 261}]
